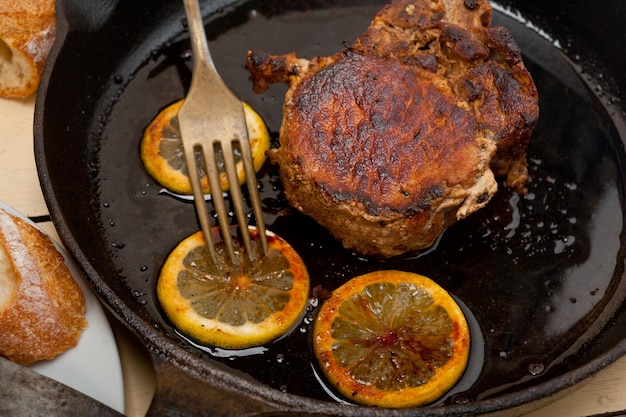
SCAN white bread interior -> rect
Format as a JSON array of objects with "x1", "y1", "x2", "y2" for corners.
[
  {"x1": 0, "y1": 208, "x2": 87, "y2": 365},
  {"x1": 0, "y1": 0, "x2": 56, "y2": 98}
]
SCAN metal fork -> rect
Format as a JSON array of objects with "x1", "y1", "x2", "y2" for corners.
[{"x1": 178, "y1": 0, "x2": 267, "y2": 266}]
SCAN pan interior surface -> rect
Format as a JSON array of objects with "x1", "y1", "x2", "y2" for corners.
[{"x1": 36, "y1": 0, "x2": 626, "y2": 414}]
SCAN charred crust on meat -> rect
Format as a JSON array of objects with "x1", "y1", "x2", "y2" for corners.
[
  {"x1": 280, "y1": 51, "x2": 485, "y2": 206},
  {"x1": 428, "y1": 185, "x2": 445, "y2": 199},
  {"x1": 476, "y1": 192, "x2": 490, "y2": 204},
  {"x1": 247, "y1": 50, "x2": 270, "y2": 68},
  {"x1": 439, "y1": 23, "x2": 490, "y2": 61},
  {"x1": 464, "y1": 0, "x2": 476, "y2": 10},
  {"x1": 416, "y1": 185, "x2": 445, "y2": 210},
  {"x1": 484, "y1": 26, "x2": 523, "y2": 65},
  {"x1": 521, "y1": 110, "x2": 539, "y2": 126},
  {"x1": 245, "y1": 50, "x2": 305, "y2": 93},
  {"x1": 403, "y1": 54, "x2": 439, "y2": 72},
  {"x1": 460, "y1": 78, "x2": 484, "y2": 101},
  {"x1": 417, "y1": 197, "x2": 432, "y2": 211}
]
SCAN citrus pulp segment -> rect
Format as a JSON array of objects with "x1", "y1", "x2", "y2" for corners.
[
  {"x1": 313, "y1": 270, "x2": 470, "y2": 408},
  {"x1": 140, "y1": 100, "x2": 270, "y2": 195},
  {"x1": 157, "y1": 227, "x2": 310, "y2": 350}
]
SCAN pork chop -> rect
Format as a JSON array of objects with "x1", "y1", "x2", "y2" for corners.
[{"x1": 245, "y1": 0, "x2": 539, "y2": 257}]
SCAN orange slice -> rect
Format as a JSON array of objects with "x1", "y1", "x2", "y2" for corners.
[
  {"x1": 313, "y1": 270, "x2": 470, "y2": 408},
  {"x1": 140, "y1": 100, "x2": 270, "y2": 195},
  {"x1": 156, "y1": 227, "x2": 310, "y2": 349}
]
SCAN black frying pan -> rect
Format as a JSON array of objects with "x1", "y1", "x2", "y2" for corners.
[{"x1": 34, "y1": 0, "x2": 626, "y2": 415}]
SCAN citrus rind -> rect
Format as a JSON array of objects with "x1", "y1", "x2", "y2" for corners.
[
  {"x1": 157, "y1": 228, "x2": 310, "y2": 350},
  {"x1": 140, "y1": 100, "x2": 270, "y2": 195},
  {"x1": 313, "y1": 270, "x2": 470, "y2": 408}
]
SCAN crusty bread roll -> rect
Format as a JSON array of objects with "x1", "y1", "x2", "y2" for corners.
[
  {"x1": 0, "y1": 0, "x2": 56, "y2": 98},
  {"x1": 0, "y1": 208, "x2": 87, "y2": 365}
]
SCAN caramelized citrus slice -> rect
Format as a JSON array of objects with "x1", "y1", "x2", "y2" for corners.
[
  {"x1": 157, "y1": 227, "x2": 309, "y2": 349},
  {"x1": 140, "y1": 100, "x2": 270, "y2": 195},
  {"x1": 313, "y1": 270, "x2": 470, "y2": 408}
]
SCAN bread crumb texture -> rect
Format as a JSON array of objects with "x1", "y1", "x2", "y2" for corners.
[
  {"x1": 0, "y1": 0, "x2": 56, "y2": 98},
  {"x1": 0, "y1": 209, "x2": 87, "y2": 365}
]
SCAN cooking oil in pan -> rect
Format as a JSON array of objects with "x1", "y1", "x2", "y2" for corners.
[{"x1": 97, "y1": 2, "x2": 626, "y2": 407}]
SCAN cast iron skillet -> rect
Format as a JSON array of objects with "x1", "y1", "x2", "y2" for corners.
[{"x1": 35, "y1": 0, "x2": 626, "y2": 415}]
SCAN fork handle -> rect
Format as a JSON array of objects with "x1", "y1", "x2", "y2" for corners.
[{"x1": 183, "y1": 0, "x2": 217, "y2": 74}]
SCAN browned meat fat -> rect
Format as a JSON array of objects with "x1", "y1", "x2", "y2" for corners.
[{"x1": 246, "y1": 0, "x2": 539, "y2": 258}]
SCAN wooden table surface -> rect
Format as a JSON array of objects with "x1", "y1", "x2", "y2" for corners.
[{"x1": 2, "y1": 96, "x2": 626, "y2": 417}]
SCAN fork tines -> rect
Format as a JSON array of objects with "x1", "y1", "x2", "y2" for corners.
[{"x1": 179, "y1": 0, "x2": 267, "y2": 266}]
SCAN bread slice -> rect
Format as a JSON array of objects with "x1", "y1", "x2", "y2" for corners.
[
  {"x1": 0, "y1": 0, "x2": 56, "y2": 98},
  {"x1": 0, "y1": 208, "x2": 87, "y2": 365}
]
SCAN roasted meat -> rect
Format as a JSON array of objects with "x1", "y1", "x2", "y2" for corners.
[{"x1": 245, "y1": 0, "x2": 539, "y2": 257}]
